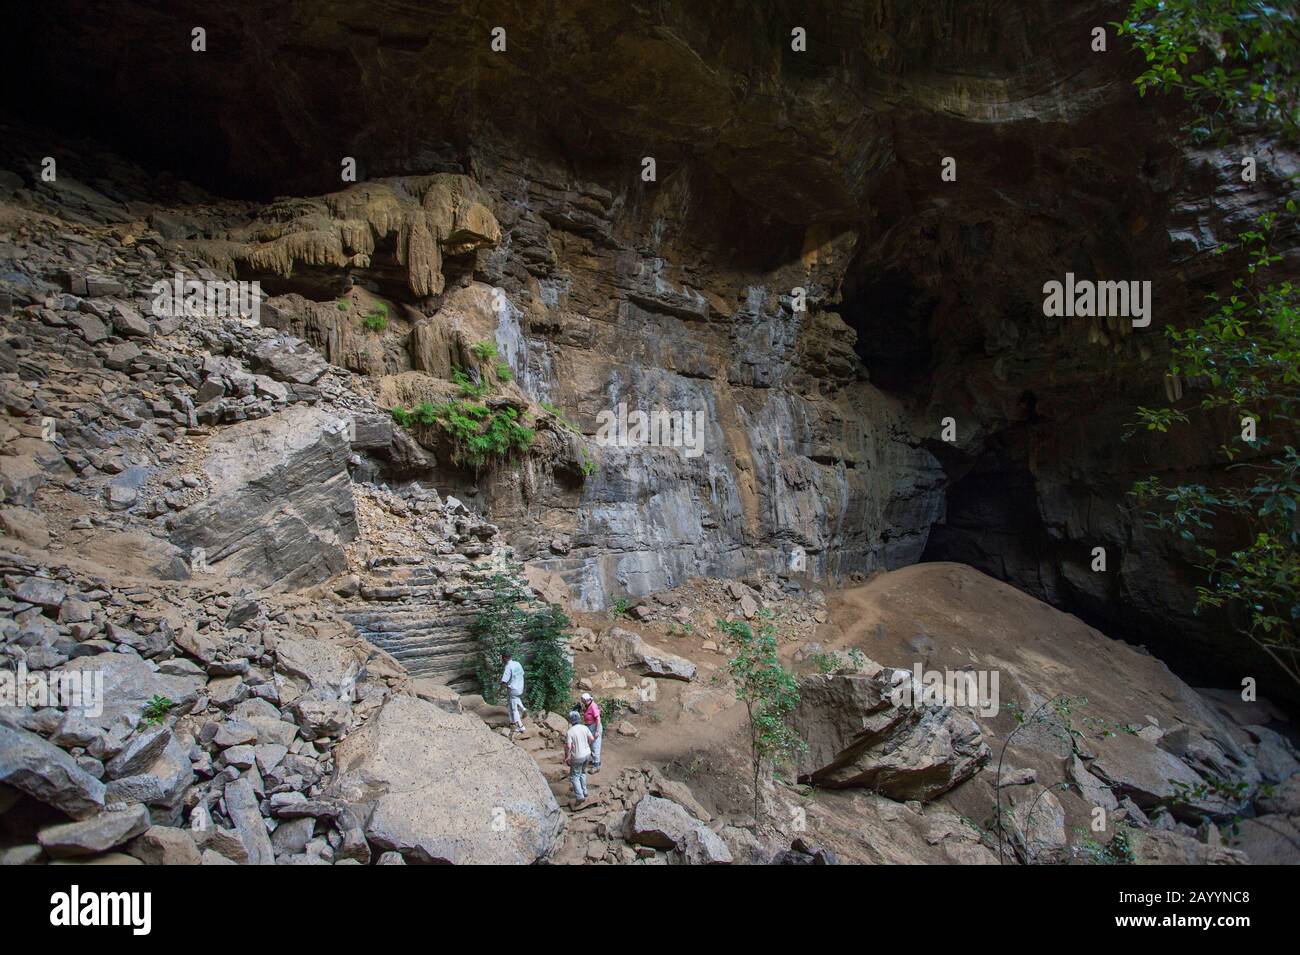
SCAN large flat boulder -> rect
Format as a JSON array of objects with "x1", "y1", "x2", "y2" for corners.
[
  {"x1": 0, "y1": 723, "x2": 106, "y2": 819},
  {"x1": 793, "y1": 670, "x2": 989, "y2": 800},
  {"x1": 329, "y1": 694, "x2": 563, "y2": 864},
  {"x1": 273, "y1": 636, "x2": 359, "y2": 701},
  {"x1": 1087, "y1": 730, "x2": 1239, "y2": 820},
  {"x1": 55, "y1": 653, "x2": 202, "y2": 732},
  {"x1": 170, "y1": 405, "x2": 357, "y2": 589},
  {"x1": 38, "y1": 804, "x2": 151, "y2": 858},
  {"x1": 603, "y1": 627, "x2": 696, "y2": 681}
]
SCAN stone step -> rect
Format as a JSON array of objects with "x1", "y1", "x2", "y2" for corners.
[{"x1": 340, "y1": 608, "x2": 478, "y2": 631}]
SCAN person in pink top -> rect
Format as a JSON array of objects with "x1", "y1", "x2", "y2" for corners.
[{"x1": 580, "y1": 692, "x2": 602, "y2": 772}]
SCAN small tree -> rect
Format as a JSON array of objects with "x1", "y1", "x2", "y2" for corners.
[
  {"x1": 472, "y1": 573, "x2": 574, "y2": 713},
  {"x1": 1118, "y1": 1, "x2": 1300, "y2": 689},
  {"x1": 718, "y1": 617, "x2": 804, "y2": 821},
  {"x1": 521, "y1": 604, "x2": 575, "y2": 715},
  {"x1": 1129, "y1": 214, "x2": 1300, "y2": 688},
  {"x1": 472, "y1": 574, "x2": 527, "y2": 705}
]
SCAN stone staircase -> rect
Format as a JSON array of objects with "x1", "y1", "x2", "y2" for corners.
[{"x1": 338, "y1": 554, "x2": 513, "y2": 690}]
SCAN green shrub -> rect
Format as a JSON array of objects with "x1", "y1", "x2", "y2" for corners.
[
  {"x1": 471, "y1": 340, "x2": 499, "y2": 361},
  {"x1": 472, "y1": 575, "x2": 526, "y2": 706},
  {"x1": 541, "y1": 401, "x2": 580, "y2": 432},
  {"x1": 597, "y1": 696, "x2": 632, "y2": 721},
  {"x1": 389, "y1": 397, "x2": 534, "y2": 470},
  {"x1": 495, "y1": 361, "x2": 513, "y2": 382},
  {"x1": 433, "y1": 400, "x2": 533, "y2": 469},
  {"x1": 521, "y1": 604, "x2": 575, "y2": 715},
  {"x1": 471, "y1": 574, "x2": 573, "y2": 714},
  {"x1": 143, "y1": 694, "x2": 174, "y2": 725}
]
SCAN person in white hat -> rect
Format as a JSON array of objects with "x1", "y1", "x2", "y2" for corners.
[{"x1": 579, "y1": 692, "x2": 602, "y2": 772}]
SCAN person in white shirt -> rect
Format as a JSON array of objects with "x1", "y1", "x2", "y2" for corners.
[
  {"x1": 500, "y1": 652, "x2": 526, "y2": 733},
  {"x1": 564, "y1": 710, "x2": 595, "y2": 804}
]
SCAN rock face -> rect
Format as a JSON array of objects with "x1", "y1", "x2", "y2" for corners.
[
  {"x1": 170, "y1": 405, "x2": 358, "y2": 588},
  {"x1": 330, "y1": 695, "x2": 564, "y2": 864},
  {"x1": 334, "y1": 484, "x2": 552, "y2": 687},
  {"x1": 14, "y1": 0, "x2": 1288, "y2": 701},
  {"x1": 1, "y1": 0, "x2": 1299, "y2": 870},
  {"x1": 20, "y1": 0, "x2": 1290, "y2": 697},
  {"x1": 794, "y1": 670, "x2": 990, "y2": 800}
]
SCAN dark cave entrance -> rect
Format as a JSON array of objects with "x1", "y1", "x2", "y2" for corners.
[
  {"x1": 920, "y1": 427, "x2": 1057, "y2": 601},
  {"x1": 835, "y1": 266, "x2": 937, "y2": 393}
]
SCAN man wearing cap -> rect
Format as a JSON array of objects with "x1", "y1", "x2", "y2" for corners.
[
  {"x1": 579, "y1": 692, "x2": 603, "y2": 772},
  {"x1": 564, "y1": 710, "x2": 595, "y2": 805}
]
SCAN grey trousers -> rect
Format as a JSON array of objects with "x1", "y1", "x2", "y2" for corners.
[{"x1": 569, "y1": 756, "x2": 590, "y2": 800}]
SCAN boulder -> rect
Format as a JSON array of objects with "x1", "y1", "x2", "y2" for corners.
[
  {"x1": 793, "y1": 670, "x2": 989, "y2": 800},
  {"x1": 270, "y1": 817, "x2": 316, "y2": 856},
  {"x1": 681, "y1": 826, "x2": 733, "y2": 864},
  {"x1": 330, "y1": 694, "x2": 563, "y2": 864},
  {"x1": 224, "y1": 777, "x2": 275, "y2": 866},
  {"x1": 252, "y1": 337, "x2": 328, "y2": 384},
  {"x1": 647, "y1": 773, "x2": 712, "y2": 823},
  {"x1": 1067, "y1": 755, "x2": 1118, "y2": 811},
  {"x1": 103, "y1": 735, "x2": 194, "y2": 821},
  {"x1": 1088, "y1": 730, "x2": 1238, "y2": 820},
  {"x1": 169, "y1": 405, "x2": 358, "y2": 589},
  {"x1": 105, "y1": 726, "x2": 172, "y2": 779},
  {"x1": 274, "y1": 637, "x2": 358, "y2": 700},
  {"x1": 1232, "y1": 815, "x2": 1300, "y2": 865},
  {"x1": 291, "y1": 695, "x2": 351, "y2": 740},
  {"x1": 126, "y1": 825, "x2": 203, "y2": 865},
  {"x1": 0, "y1": 844, "x2": 44, "y2": 866},
  {"x1": 1245, "y1": 725, "x2": 1300, "y2": 784},
  {"x1": 110, "y1": 302, "x2": 153, "y2": 338},
  {"x1": 1004, "y1": 788, "x2": 1067, "y2": 862},
  {"x1": 1128, "y1": 827, "x2": 1248, "y2": 865},
  {"x1": 623, "y1": 794, "x2": 701, "y2": 850},
  {"x1": 37, "y1": 805, "x2": 151, "y2": 858},
  {"x1": 524, "y1": 563, "x2": 572, "y2": 607},
  {"x1": 408, "y1": 678, "x2": 462, "y2": 713},
  {"x1": 0, "y1": 723, "x2": 106, "y2": 818},
  {"x1": 603, "y1": 627, "x2": 696, "y2": 681},
  {"x1": 1257, "y1": 774, "x2": 1300, "y2": 815},
  {"x1": 0, "y1": 454, "x2": 45, "y2": 507}
]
